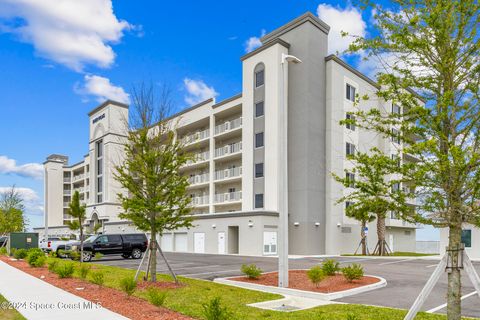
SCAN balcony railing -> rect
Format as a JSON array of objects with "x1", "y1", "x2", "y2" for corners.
[
  {"x1": 181, "y1": 128, "x2": 210, "y2": 145},
  {"x1": 215, "y1": 117, "x2": 242, "y2": 135},
  {"x1": 191, "y1": 195, "x2": 209, "y2": 206},
  {"x1": 215, "y1": 166, "x2": 242, "y2": 181},
  {"x1": 214, "y1": 191, "x2": 242, "y2": 204},
  {"x1": 63, "y1": 202, "x2": 70, "y2": 207},
  {"x1": 188, "y1": 173, "x2": 209, "y2": 185},
  {"x1": 185, "y1": 151, "x2": 210, "y2": 166},
  {"x1": 63, "y1": 190, "x2": 71, "y2": 195},
  {"x1": 63, "y1": 177, "x2": 71, "y2": 183},
  {"x1": 215, "y1": 142, "x2": 242, "y2": 158},
  {"x1": 73, "y1": 187, "x2": 85, "y2": 193},
  {"x1": 73, "y1": 174, "x2": 85, "y2": 182}
]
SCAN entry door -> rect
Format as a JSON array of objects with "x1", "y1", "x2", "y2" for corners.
[
  {"x1": 263, "y1": 231, "x2": 277, "y2": 255},
  {"x1": 389, "y1": 234, "x2": 394, "y2": 252},
  {"x1": 194, "y1": 233, "x2": 205, "y2": 253},
  {"x1": 217, "y1": 232, "x2": 226, "y2": 254}
]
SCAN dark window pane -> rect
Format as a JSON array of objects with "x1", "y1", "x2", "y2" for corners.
[
  {"x1": 255, "y1": 132, "x2": 264, "y2": 148},
  {"x1": 255, "y1": 70, "x2": 265, "y2": 87},
  {"x1": 255, "y1": 163, "x2": 264, "y2": 178},
  {"x1": 108, "y1": 235, "x2": 122, "y2": 242},
  {"x1": 255, "y1": 101, "x2": 264, "y2": 117},
  {"x1": 462, "y1": 230, "x2": 472, "y2": 248},
  {"x1": 255, "y1": 194, "x2": 264, "y2": 208}
]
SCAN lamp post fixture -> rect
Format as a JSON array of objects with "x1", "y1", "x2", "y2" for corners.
[{"x1": 278, "y1": 53, "x2": 302, "y2": 288}]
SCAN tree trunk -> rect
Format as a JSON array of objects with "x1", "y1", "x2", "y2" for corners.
[
  {"x1": 377, "y1": 215, "x2": 386, "y2": 256},
  {"x1": 447, "y1": 224, "x2": 462, "y2": 320},
  {"x1": 80, "y1": 224, "x2": 84, "y2": 263},
  {"x1": 361, "y1": 220, "x2": 367, "y2": 255},
  {"x1": 149, "y1": 232, "x2": 157, "y2": 282}
]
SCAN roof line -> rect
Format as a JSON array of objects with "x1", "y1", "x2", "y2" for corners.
[
  {"x1": 88, "y1": 100, "x2": 129, "y2": 116},
  {"x1": 240, "y1": 38, "x2": 290, "y2": 61},
  {"x1": 213, "y1": 93, "x2": 242, "y2": 108}
]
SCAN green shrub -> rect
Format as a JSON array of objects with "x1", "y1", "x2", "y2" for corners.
[
  {"x1": 347, "y1": 314, "x2": 359, "y2": 320},
  {"x1": 94, "y1": 252, "x2": 103, "y2": 260},
  {"x1": 48, "y1": 260, "x2": 59, "y2": 272},
  {"x1": 240, "y1": 264, "x2": 262, "y2": 279},
  {"x1": 90, "y1": 271, "x2": 105, "y2": 286},
  {"x1": 56, "y1": 262, "x2": 75, "y2": 278},
  {"x1": 146, "y1": 287, "x2": 168, "y2": 307},
  {"x1": 78, "y1": 264, "x2": 91, "y2": 279},
  {"x1": 0, "y1": 247, "x2": 8, "y2": 255},
  {"x1": 48, "y1": 251, "x2": 57, "y2": 258},
  {"x1": 307, "y1": 266, "x2": 325, "y2": 288},
  {"x1": 13, "y1": 248, "x2": 28, "y2": 259},
  {"x1": 321, "y1": 259, "x2": 340, "y2": 276},
  {"x1": 26, "y1": 249, "x2": 47, "y2": 267},
  {"x1": 119, "y1": 276, "x2": 137, "y2": 296},
  {"x1": 342, "y1": 263, "x2": 364, "y2": 282},
  {"x1": 202, "y1": 297, "x2": 234, "y2": 320},
  {"x1": 69, "y1": 250, "x2": 81, "y2": 261},
  {"x1": 9, "y1": 248, "x2": 16, "y2": 257}
]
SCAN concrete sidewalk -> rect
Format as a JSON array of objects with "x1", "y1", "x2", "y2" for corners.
[{"x1": 0, "y1": 260, "x2": 128, "y2": 320}]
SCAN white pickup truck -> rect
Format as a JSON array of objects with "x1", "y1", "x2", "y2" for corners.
[{"x1": 40, "y1": 235, "x2": 94, "y2": 256}]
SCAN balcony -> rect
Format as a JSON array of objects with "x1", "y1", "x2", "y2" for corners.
[
  {"x1": 215, "y1": 117, "x2": 242, "y2": 136},
  {"x1": 63, "y1": 202, "x2": 70, "y2": 207},
  {"x1": 191, "y1": 195, "x2": 209, "y2": 207},
  {"x1": 215, "y1": 142, "x2": 242, "y2": 159},
  {"x1": 214, "y1": 191, "x2": 242, "y2": 204},
  {"x1": 73, "y1": 174, "x2": 85, "y2": 182},
  {"x1": 73, "y1": 187, "x2": 85, "y2": 193},
  {"x1": 181, "y1": 128, "x2": 210, "y2": 146},
  {"x1": 188, "y1": 173, "x2": 209, "y2": 187},
  {"x1": 184, "y1": 151, "x2": 210, "y2": 167},
  {"x1": 63, "y1": 177, "x2": 71, "y2": 183},
  {"x1": 215, "y1": 166, "x2": 242, "y2": 182},
  {"x1": 63, "y1": 190, "x2": 71, "y2": 195}
]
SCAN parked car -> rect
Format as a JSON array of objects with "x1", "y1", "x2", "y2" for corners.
[
  {"x1": 66, "y1": 233, "x2": 148, "y2": 262},
  {"x1": 0, "y1": 236, "x2": 7, "y2": 247},
  {"x1": 39, "y1": 237, "x2": 68, "y2": 254}
]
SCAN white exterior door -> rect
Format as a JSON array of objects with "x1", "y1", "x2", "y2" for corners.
[
  {"x1": 194, "y1": 232, "x2": 205, "y2": 253},
  {"x1": 263, "y1": 231, "x2": 277, "y2": 255},
  {"x1": 161, "y1": 233, "x2": 173, "y2": 251},
  {"x1": 217, "y1": 232, "x2": 226, "y2": 254},
  {"x1": 174, "y1": 233, "x2": 187, "y2": 252},
  {"x1": 389, "y1": 234, "x2": 394, "y2": 252}
]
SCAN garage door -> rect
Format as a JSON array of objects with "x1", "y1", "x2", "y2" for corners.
[
  {"x1": 174, "y1": 233, "x2": 187, "y2": 252},
  {"x1": 161, "y1": 233, "x2": 173, "y2": 251}
]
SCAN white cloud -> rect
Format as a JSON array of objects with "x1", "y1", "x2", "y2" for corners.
[
  {"x1": 0, "y1": 156, "x2": 43, "y2": 179},
  {"x1": 183, "y1": 78, "x2": 218, "y2": 106},
  {"x1": 0, "y1": 0, "x2": 131, "y2": 71},
  {"x1": 0, "y1": 187, "x2": 43, "y2": 216},
  {"x1": 75, "y1": 74, "x2": 130, "y2": 104},
  {"x1": 317, "y1": 3, "x2": 367, "y2": 55},
  {"x1": 244, "y1": 29, "x2": 266, "y2": 53}
]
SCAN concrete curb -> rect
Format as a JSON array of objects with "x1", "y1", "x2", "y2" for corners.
[{"x1": 214, "y1": 271, "x2": 387, "y2": 301}]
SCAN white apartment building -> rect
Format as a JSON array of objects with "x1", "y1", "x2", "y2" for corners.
[{"x1": 36, "y1": 12, "x2": 418, "y2": 256}]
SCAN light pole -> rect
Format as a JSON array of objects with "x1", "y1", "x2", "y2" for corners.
[{"x1": 278, "y1": 53, "x2": 302, "y2": 288}]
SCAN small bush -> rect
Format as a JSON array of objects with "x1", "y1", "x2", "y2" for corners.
[
  {"x1": 342, "y1": 263, "x2": 364, "y2": 282},
  {"x1": 26, "y1": 249, "x2": 47, "y2": 267},
  {"x1": 90, "y1": 271, "x2": 105, "y2": 286},
  {"x1": 146, "y1": 288, "x2": 168, "y2": 307},
  {"x1": 48, "y1": 251, "x2": 57, "y2": 258},
  {"x1": 307, "y1": 266, "x2": 325, "y2": 288},
  {"x1": 94, "y1": 252, "x2": 103, "y2": 260},
  {"x1": 321, "y1": 259, "x2": 340, "y2": 276},
  {"x1": 202, "y1": 297, "x2": 234, "y2": 320},
  {"x1": 9, "y1": 248, "x2": 16, "y2": 257},
  {"x1": 347, "y1": 314, "x2": 359, "y2": 320},
  {"x1": 78, "y1": 264, "x2": 91, "y2": 279},
  {"x1": 48, "y1": 260, "x2": 59, "y2": 272},
  {"x1": 0, "y1": 247, "x2": 8, "y2": 255},
  {"x1": 119, "y1": 276, "x2": 137, "y2": 296},
  {"x1": 240, "y1": 264, "x2": 262, "y2": 279},
  {"x1": 13, "y1": 248, "x2": 28, "y2": 259},
  {"x1": 56, "y1": 262, "x2": 75, "y2": 278},
  {"x1": 69, "y1": 251, "x2": 81, "y2": 261}
]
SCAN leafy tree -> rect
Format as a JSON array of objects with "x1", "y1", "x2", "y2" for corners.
[
  {"x1": 334, "y1": 149, "x2": 412, "y2": 255},
  {"x1": 66, "y1": 191, "x2": 86, "y2": 262},
  {"x1": 344, "y1": 1, "x2": 480, "y2": 318},
  {"x1": 115, "y1": 83, "x2": 193, "y2": 283},
  {"x1": 0, "y1": 186, "x2": 27, "y2": 235}
]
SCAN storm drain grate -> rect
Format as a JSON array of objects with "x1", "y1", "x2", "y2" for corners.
[{"x1": 271, "y1": 304, "x2": 301, "y2": 312}]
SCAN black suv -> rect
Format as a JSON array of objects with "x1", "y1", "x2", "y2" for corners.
[{"x1": 66, "y1": 233, "x2": 148, "y2": 262}]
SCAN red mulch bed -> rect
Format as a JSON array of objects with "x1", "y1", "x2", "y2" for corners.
[
  {"x1": 0, "y1": 256, "x2": 191, "y2": 320},
  {"x1": 230, "y1": 270, "x2": 380, "y2": 293}
]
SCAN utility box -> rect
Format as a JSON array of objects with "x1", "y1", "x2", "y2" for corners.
[{"x1": 8, "y1": 232, "x2": 39, "y2": 251}]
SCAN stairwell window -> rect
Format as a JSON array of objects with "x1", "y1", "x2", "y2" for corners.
[
  {"x1": 255, "y1": 163, "x2": 264, "y2": 178},
  {"x1": 346, "y1": 84, "x2": 356, "y2": 102},
  {"x1": 255, "y1": 132, "x2": 264, "y2": 148},
  {"x1": 255, "y1": 69, "x2": 265, "y2": 88},
  {"x1": 346, "y1": 172, "x2": 355, "y2": 187},
  {"x1": 346, "y1": 113, "x2": 356, "y2": 131},
  {"x1": 346, "y1": 142, "x2": 356, "y2": 156},
  {"x1": 255, "y1": 194, "x2": 264, "y2": 209},
  {"x1": 255, "y1": 101, "x2": 264, "y2": 118},
  {"x1": 392, "y1": 104, "x2": 401, "y2": 115},
  {"x1": 391, "y1": 128, "x2": 401, "y2": 144},
  {"x1": 95, "y1": 140, "x2": 104, "y2": 203}
]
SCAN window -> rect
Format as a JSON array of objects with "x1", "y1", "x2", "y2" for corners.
[
  {"x1": 97, "y1": 177, "x2": 103, "y2": 193},
  {"x1": 255, "y1": 69, "x2": 264, "y2": 87},
  {"x1": 392, "y1": 182, "x2": 401, "y2": 192},
  {"x1": 346, "y1": 142, "x2": 356, "y2": 156},
  {"x1": 391, "y1": 154, "x2": 401, "y2": 167},
  {"x1": 255, "y1": 101, "x2": 264, "y2": 117},
  {"x1": 346, "y1": 84, "x2": 356, "y2": 102},
  {"x1": 96, "y1": 140, "x2": 103, "y2": 203},
  {"x1": 461, "y1": 230, "x2": 472, "y2": 248},
  {"x1": 346, "y1": 172, "x2": 355, "y2": 187},
  {"x1": 108, "y1": 235, "x2": 122, "y2": 242},
  {"x1": 390, "y1": 211, "x2": 399, "y2": 219},
  {"x1": 255, "y1": 163, "x2": 264, "y2": 178},
  {"x1": 255, "y1": 194, "x2": 264, "y2": 208},
  {"x1": 392, "y1": 104, "x2": 401, "y2": 115},
  {"x1": 255, "y1": 132, "x2": 264, "y2": 148},
  {"x1": 391, "y1": 128, "x2": 401, "y2": 144},
  {"x1": 96, "y1": 236, "x2": 108, "y2": 244},
  {"x1": 96, "y1": 140, "x2": 103, "y2": 157},
  {"x1": 345, "y1": 201, "x2": 354, "y2": 209},
  {"x1": 346, "y1": 113, "x2": 355, "y2": 131}
]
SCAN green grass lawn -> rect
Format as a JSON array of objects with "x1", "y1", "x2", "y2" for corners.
[
  {"x1": 43, "y1": 257, "x2": 461, "y2": 320},
  {"x1": 342, "y1": 252, "x2": 439, "y2": 257},
  {"x1": 0, "y1": 294, "x2": 26, "y2": 320}
]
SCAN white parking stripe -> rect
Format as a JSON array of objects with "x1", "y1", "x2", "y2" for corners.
[
  {"x1": 181, "y1": 269, "x2": 240, "y2": 277},
  {"x1": 426, "y1": 291, "x2": 477, "y2": 313},
  {"x1": 426, "y1": 264, "x2": 439, "y2": 268},
  {"x1": 378, "y1": 259, "x2": 415, "y2": 266}
]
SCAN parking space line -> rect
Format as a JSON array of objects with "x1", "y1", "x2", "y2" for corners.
[
  {"x1": 339, "y1": 259, "x2": 374, "y2": 264},
  {"x1": 426, "y1": 264, "x2": 439, "y2": 268},
  {"x1": 426, "y1": 291, "x2": 477, "y2": 313},
  {"x1": 180, "y1": 269, "x2": 240, "y2": 277},
  {"x1": 378, "y1": 259, "x2": 415, "y2": 266}
]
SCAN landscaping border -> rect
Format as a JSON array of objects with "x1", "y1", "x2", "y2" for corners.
[{"x1": 214, "y1": 270, "x2": 387, "y2": 301}]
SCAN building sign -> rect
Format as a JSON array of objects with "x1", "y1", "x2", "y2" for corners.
[{"x1": 92, "y1": 113, "x2": 105, "y2": 124}]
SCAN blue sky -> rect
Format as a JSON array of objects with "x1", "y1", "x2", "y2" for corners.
[{"x1": 0, "y1": 0, "x2": 438, "y2": 240}]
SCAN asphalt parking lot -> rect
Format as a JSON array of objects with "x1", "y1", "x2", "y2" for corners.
[{"x1": 93, "y1": 253, "x2": 480, "y2": 318}]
